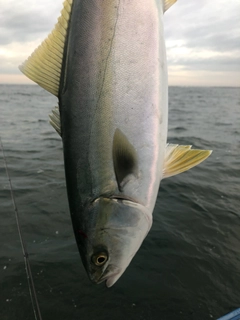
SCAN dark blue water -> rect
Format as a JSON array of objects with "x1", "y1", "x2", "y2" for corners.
[{"x1": 0, "y1": 85, "x2": 239, "y2": 320}]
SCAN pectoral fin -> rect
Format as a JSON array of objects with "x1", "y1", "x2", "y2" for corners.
[
  {"x1": 113, "y1": 129, "x2": 138, "y2": 190},
  {"x1": 19, "y1": 0, "x2": 73, "y2": 96},
  {"x1": 163, "y1": 144, "x2": 212, "y2": 179}
]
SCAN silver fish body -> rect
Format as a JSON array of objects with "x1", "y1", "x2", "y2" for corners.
[
  {"x1": 20, "y1": 0, "x2": 211, "y2": 287},
  {"x1": 59, "y1": 0, "x2": 167, "y2": 286}
]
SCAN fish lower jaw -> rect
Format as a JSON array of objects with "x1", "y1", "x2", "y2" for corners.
[
  {"x1": 97, "y1": 272, "x2": 120, "y2": 287},
  {"x1": 89, "y1": 271, "x2": 120, "y2": 287}
]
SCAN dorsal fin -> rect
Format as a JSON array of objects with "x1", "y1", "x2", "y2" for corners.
[
  {"x1": 163, "y1": 144, "x2": 212, "y2": 179},
  {"x1": 112, "y1": 129, "x2": 138, "y2": 190},
  {"x1": 19, "y1": 0, "x2": 73, "y2": 96}
]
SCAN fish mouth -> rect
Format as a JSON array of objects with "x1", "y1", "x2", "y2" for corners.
[
  {"x1": 98, "y1": 271, "x2": 122, "y2": 288},
  {"x1": 97, "y1": 272, "x2": 119, "y2": 286},
  {"x1": 90, "y1": 265, "x2": 121, "y2": 287}
]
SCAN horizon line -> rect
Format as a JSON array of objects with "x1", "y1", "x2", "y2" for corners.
[{"x1": 0, "y1": 83, "x2": 239, "y2": 89}]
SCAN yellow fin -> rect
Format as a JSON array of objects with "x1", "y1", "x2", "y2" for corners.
[
  {"x1": 162, "y1": 144, "x2": 212, "y2": 179},
  {"x1": 163, "y1": 0, "x2": 177, "y2": 12},
  {"x1": 49, "y1": 106, "x2": 61, "y2": 136},
  {"x1": 19, "y1": 0, "x2": 73, "y2": 96}
]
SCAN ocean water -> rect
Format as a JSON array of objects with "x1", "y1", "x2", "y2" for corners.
[{"x1": 0, "y1": 84, "x2": 239, "y2": 320}]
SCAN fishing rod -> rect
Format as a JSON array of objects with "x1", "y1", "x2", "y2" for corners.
[{"x1": 0, "y1": 138, "x2": 43, "y2": 320}]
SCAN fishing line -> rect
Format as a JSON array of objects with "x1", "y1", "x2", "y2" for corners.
[{"x1": 0, "y1": 138, "x2": 43, "y2": 320}]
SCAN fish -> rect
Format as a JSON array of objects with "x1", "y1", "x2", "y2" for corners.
[{"x1": 19, "y1": 0, "x2": 212, "y2": 287}]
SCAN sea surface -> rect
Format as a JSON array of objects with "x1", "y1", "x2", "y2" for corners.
[{"x1": 0, "y1": 85, "x2": 239, "y2": 320}]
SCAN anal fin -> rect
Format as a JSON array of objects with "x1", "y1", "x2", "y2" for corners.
[{"x1": 163, "y1": 144, "x2": 212, "y2": 179}]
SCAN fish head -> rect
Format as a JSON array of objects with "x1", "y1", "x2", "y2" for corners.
[{"x1": 77, "y1": 197, "x2": 152, "y2": 287}]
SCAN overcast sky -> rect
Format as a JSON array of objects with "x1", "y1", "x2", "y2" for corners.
[{"x1": 0, "y1": 0, "x2": 239, "y2": 86}]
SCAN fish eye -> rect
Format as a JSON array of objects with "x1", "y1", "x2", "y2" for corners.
[{"x1": 92, "y1": 252, "x2": 108, "y2": 266}]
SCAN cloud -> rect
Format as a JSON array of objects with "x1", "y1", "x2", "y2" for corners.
[
  {"x1": 164, "y1": 0, "x2": 240, "y2": 81},
  {"x1": 0, "y1": 0, "x2": 239, "y2": 86},
  {"x1": 0, "y1": 1, "x2": 62, "y2": 44},
  {"x1": 0, "y1": 0, "x2": 63, "y2": 77},
  {"x1": 0, "y1": 41, "x2": 42, "y2": 73},
  {"x1": 1, "y1": 12, "x2": 49, "y2": 45}
]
